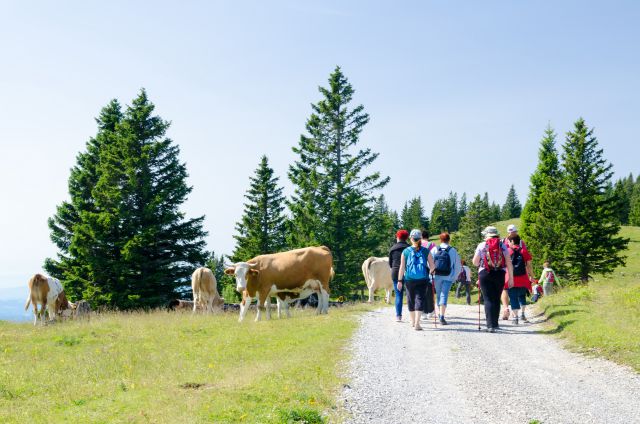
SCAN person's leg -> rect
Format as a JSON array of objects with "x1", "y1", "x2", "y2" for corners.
[
  {"x1": 414, "y1": 282, "x2": 427, "y2": 329},
  {"x1": 405, "y1": 281, "x2": 416, "y2": 326},
  {"x1": 543, "y1": 282, "x2": 553, "y2": 296},
  {"x1": 393, "y1": 280, "x2": 403, "y2": 320},
  {"x1": 439, "y1": 280, "x2": 453, "y2": 321},
  {"x1": 424, "y1": 282, "x2": 434, "y2": 315},
  {"x1": 465, "y1": 282, "x2": 471, "y2": 305},
  {"x1": 508, "y1": 287, "x2": 520, "y2": 324},
  {"x1": 489, "y1": 272, "x2": 505, "y2": 328},
  {"x1": 455, "y1": 281, "x2": 462, "y2": 298},
  {"x1": 501, "y1": 289, "x2": 510, "y2": 320},
  {"x1": 518, "y1": 289, "x2": 529, "y2": 321},
  {"x1": 479, "y1": 271, "x2": 493, "y2": 328},
  {"x1": 434, "y1": 279, "x2": 442, "y2": 307}
]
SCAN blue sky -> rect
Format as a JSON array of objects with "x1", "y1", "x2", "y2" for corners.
[{"x1": 1, "y1": 1, "x2": 639, "y2": 290}]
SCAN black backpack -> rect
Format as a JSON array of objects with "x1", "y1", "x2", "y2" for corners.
[
  {"x1": 511, "y1": 246, "x2": 527, "y2": 276},
  {"x1": 433, "y1": 246, "x2": 452, "y2": 276}
]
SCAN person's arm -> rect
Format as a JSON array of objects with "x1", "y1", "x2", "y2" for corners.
[
  {"x1": 525, "y1": 260, "x2": 534, "y2": 281},
  {"x1": 388, "y1": 249, "x2": 393, "y2": 269},
  {"x1": 427, "y1": 250, "x2": 436, "y2": 275},
  {"x1": 504, "y1": 249, "x2": 514, "y2": 288},
  {"x1": 539, "y1": 269, "x2": 547, "y2": 283},
  {"x1": 472, "y1": 245, "x2": 481, "y2": 267},
  {"x1": 398, "y1": 253, "x2": 406, "y2": 289}
]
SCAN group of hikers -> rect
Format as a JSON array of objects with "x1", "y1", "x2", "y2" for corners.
[{"x1": 388, "y1": 225, "x2": 558, "y2": 332}]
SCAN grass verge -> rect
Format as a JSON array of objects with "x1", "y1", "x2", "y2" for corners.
[
  {"x1": 535, "y1": 225, "x2": 640, "y2": 372},
  {"x1": 0, "y1": 303, "x2": 374, "y2": 423}
]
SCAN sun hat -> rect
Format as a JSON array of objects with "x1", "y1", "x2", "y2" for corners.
[
  {"x1": 396, "y1": 229, "x2": 409, "y2": 240},
  {"x1": 482, "y1": 226, "x2": 499, "y2": 239},
  {"x1": 507, "y1": 224, "x2": 518, "y2": 233},
  {"x1": 409, "y1": 229, "x2": 422, "y2": 241}
]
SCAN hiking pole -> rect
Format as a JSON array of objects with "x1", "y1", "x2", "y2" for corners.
[
  {"x1": 477, "y1": 282, "x2": 481, "y2": 331},
  {"x1": 433, "y1": 280, "x2": 437, "y2": 329}
]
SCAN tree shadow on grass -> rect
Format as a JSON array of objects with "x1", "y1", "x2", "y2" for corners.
[{"x1": 538, "y1": 319, "x2": 576, "y2": 335}]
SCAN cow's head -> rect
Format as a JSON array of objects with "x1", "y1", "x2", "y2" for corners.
[{"x1": 224, "y1": 262, "x2": 259, "y2": 291}]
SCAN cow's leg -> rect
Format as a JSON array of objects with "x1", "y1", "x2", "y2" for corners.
[
  {"x1": 368, "y1": 285, "x2": 375, "y2": 303},
  {"x1": 255, "y1": 295, "x2": 264, "y2": 322},
  {"x1": 32, "y1": 302, "x2": 38, "y2": 326},
  {"x1": 320, "y1": 288, "x2": 330, "y2": 314},
  {"x1": 285, "y1": 300, "x2": 291, "y2": 318},
  {"x1": 264, "y1": 297, "x2": 272, "y2": 321},
  {"x1": 385, "y1": 288, "x2": 391, "y2": 304},
  {"x1": 239, "y1": 296, "x2": 251, "y2": 322},
  {"x1": 192, "y1": 295, "x2": 198, "y2": 314},
  {"x1": 276, "y1": 297, "x2": 283, "y2": 319}
]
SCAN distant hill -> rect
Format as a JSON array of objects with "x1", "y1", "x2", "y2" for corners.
[{"x1": 0, "y1": 285, "x2": 30, "y2": 322}]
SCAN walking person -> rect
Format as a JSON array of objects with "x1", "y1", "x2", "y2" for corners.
[
  {"x1": 388, "y1": 230, "x2": 410, "y2": 322},
  {"x1": 539, "y1": 261, "x2": 560, "y2": 296},
  {"x1": 421, "y1": 230, "x2": 437, "y2": 320},
  {"x1": 398, "y1": 229, "x2": 436, "y2": 331},
  {"x1": 455, "y1": 259, "x2": 473, "y2": 306},
  {"x1": 500, "y1": 224, "x2": 526, "y2": 320},
  {"x1": 506, "y1": 234, "x2": 535, "y2": 324},
  {"x1": 473, "y1": 226, "x2": 514, "y2": 332},
  {"x1": 430, "y1": 232, "x2": 462, "y2": 325}
]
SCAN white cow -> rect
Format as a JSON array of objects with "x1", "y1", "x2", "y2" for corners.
[
  {"x1": 191, "y1": 267, "x2": 224, "y2": 313},
  {"x1": 362, "y1": 257, "x2": 393, "y2": 303}
]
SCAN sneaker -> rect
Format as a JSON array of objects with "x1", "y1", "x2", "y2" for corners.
[
  {"x1": 521, "y1": 314, "x2": 529, "y2": 323},
  {"x1": 421, "y1": 313, "x2": 429, "y2": 321},
  {"x1": 439, "y1": 317, "x2": 448, "y2": 325},
  {"x1": 427, "y1": 312, "x2": 435, "y2": 319},
  {"x1": 396, "y1": 316, "x2": 402, "y2": 322},
  {"x1": 512, "y1": 316, "x2": 519, "y2": 325},
  {"x1": 414, "y1": 325, "x2": 423, "y2": 331},
  {"x1": 489, "y1": 327, "x2": 496, "y2": 333}
]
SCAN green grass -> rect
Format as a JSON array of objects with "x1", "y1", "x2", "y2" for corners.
[
  {"x1": 536, "y1": 225, "x2": 640, "y2": 371},
  {"x1": 0, "y1": 304, "x2": 374, "y2": 423}
]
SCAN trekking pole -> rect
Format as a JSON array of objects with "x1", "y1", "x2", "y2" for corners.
[
  {"x1": 477, "y1": 282, "x2": 481, "y2": 331},
  {"x1": 433, "y1": 280, "x2": 437, "y2": 329}
]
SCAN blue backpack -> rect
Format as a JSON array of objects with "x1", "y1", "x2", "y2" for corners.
[
  {"x1": 433, "y1": 246, "x2": 452, "y2": 276},
  {"x1": 405, "y1": 247, "x2": 428, "y2": 280}
]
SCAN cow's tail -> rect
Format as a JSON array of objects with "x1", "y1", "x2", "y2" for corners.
[
  {"x1": 362, "y1": 257, "x2": 374, "y2": 287},
  {"x1": 24, "y1": 295, "x2": 31, "y2": 311},
  {"x1": 330, "y1": 267, "x2": 335, "y2": 281}
]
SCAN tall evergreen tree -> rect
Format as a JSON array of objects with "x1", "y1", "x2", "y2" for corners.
[
  {"x1": 458, "y1": 192, "x2": 468, "y2": 220},
  {"x1": 401, "y1": 197, "x2": 429, "y2": 231},
  {"x1": 629, "y1": 180, "x2": 640, "y2": 226},
  {"x1": 521, "y1": 125, "x2": 563, "y2": 269},
  {"x1": 232, "y1": 155, "x2": 287, "y2": 262},
  {"x1": 429, "y1": 199, "x2": 447, "y2": 234},
  {"x1": 501, "y1": 185, "x2": 522, "y2": 220},
  {"x1": 288, "y1": 67, "x2": 389, "y2": 295},
  {"x1": 46, "y1": 90, "x2": 208, "y2": 308},
  {"x1": 368, "y1": 195, "x2": 397, "y2": 256},
  {"x1": 612, "y1": 173, "x2": 635, "y2": 224},
  {"x1": 556, "y1": 118, "x2": 628, "y2": 282}
]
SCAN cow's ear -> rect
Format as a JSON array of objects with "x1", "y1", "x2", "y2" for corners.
[
  {"x1": 249, "y1": 269, "x2": 260, "y2": 275},
  {"x1": 224, "y1": 267, "x2": 235, "y2": 275}
]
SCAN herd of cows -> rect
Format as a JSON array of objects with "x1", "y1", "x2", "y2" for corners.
[{"x1": 24, "y1": 246, "x2": 392, "y2": 325}]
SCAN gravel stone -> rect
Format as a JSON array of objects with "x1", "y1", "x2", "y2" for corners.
[{"x1": 339, "y1": 305, "x2": 640, "y2": 424}]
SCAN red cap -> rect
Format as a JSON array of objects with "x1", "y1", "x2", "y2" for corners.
[{"x1": 396, "y1": 229, "x2": 409, "y2": 241}]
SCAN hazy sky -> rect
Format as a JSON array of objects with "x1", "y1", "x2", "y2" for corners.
[{"x1": 1, "y1": 1, "x2": 639, "y2": 290}]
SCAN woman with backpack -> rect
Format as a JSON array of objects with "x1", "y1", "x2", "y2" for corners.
[
  {"x1": 472, "y1": 226, "x2": 514, "y2": 332},
  {"x1": 430, "y1": 232, "x2": 462, "y2": 325},
  {"x1": 539, "y1": 261, "x2": 559, "y2": 295},
  {"x1": 506, "y1": 234, "x2": 535, "y2": 324},
  {"x1": 397, "y1": 229, "x2": 436, "y2": 331}
]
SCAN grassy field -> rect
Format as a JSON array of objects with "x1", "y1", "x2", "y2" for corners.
[
  {"x1": 537, "y1": 225, "x2": 640, "y2": 371},
  {"x1": 0, "y1": 304, "x2": 373, "y2": 423}
]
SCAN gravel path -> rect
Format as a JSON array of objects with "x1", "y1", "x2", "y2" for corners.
[{"x1": 340, "y1": 304, "x2": 640, "y2": 424}]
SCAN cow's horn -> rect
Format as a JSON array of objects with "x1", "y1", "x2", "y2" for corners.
[{"x1": 247, "y1": 262, "x2": 258, "y2": 268}]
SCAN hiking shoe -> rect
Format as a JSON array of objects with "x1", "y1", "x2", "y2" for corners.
[
  {"x1": 421, "y1": 313, "x2": 429, "y2": 321},
  {"x1": 396, "y1": 316, "x2": 402, "y2": 322},
  {"x1": 439, "y1": 317, "x2": 448, "y2": 325},
  {"x1": 521, "y1": 314, "x2": 529, "y2": 323},
  {"x1": 489, "y1": 327, "x2": 496, "y2": 333},
  {"x1": 512, "y1": 316, "x2": 519, "y2": 325},
  {"x1": 414, "y1": 326, "x2": 423, "y2": 331}
]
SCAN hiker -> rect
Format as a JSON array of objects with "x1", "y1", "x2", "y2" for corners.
[
  {"x1": 500, "y1": 224, "x2": 527, "y2": 320},
  {"x1": 455, "y1": 259, "x2": 472, "y2": 305},
  {"x1": 539, "y1": 261, "x2": 559, "y2": 295},
  {"x1": 421, "y1": 230, "x2": 437, "y2": 319},
  {"x1": 398, "y1": 229, "x2": 436, "y2": 331},
  {"x1": 430, "y1": 232, "x2": 462, "y2": 325},
  {"x1": 531, "y1": 282, "x2": 543, "y2": 303},
  {"x1": 388, "y1": 229, "x2": 410, "y2": 322},
  {"x1": 506, "y1": 234, "x2": 535, "y2": 324},
  {"x1": 472, "y1": 226, "x2": 514, "y2": 332}
]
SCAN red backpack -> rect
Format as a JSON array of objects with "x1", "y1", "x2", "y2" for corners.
[{"x1": 483, "y1": 238, "x2": 506, "y2": 270}]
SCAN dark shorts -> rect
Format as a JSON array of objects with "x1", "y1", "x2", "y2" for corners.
[{"x1": 405, "y1": 279, "x2": 428, "y2": 312}]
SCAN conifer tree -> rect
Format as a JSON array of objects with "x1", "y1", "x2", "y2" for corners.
[
  {"x1": 429, "y1": 199, "x2": 447, "y2": 234},
  {"x1": 232, "y1": 155, "x2": 286, "y2": 262},
  {"x1": 368, "y1": 195, "x2": 397, "y2": 256},
  {"x1": 556, "y1": 118, "x2": 628, "y2": 282},
  {"x1": 452, "y1": 194, "x2": 492, "y2": 268},
  {"x1": 46, "y1": 90, "x2": 208, "y2": 308},
  {"x1": 501, "y1": 185, "x2": 522, "y2": 220},
  {"x1": 401, "y1": 197, "x2": 429, "y2": 231},
  {"x1": 613, "y1": 173, "x2": 635, "y2": 224},
  {"x1": 629, "y1": 180, "x2": 640, "y2": 226},
  {"x1": 288, "y1": 67, "x2": 389, "y2": 295},
  {"x1": 521, "y1": 125, "x2": 563, "y2": 269}
]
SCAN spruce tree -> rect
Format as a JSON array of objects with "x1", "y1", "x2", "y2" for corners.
[
  {"x1": 557, "y1": 118, "x2": 628, "y2": 282},
  {"x1": 232, "y1": 155, "x2": 286, "y2": 262},
  {"x1": 629, "y1": 182, "x2": 640, "y2": 226},
  {"x1": 452, "y1": 194, "x2": 492, "y2": 270},
  {"x1": 501, "y1": 185, "x2": 522, "y2": 220},
  {"x1": 288, "y1": 67, "x2": 389, "y2": 295},
  {"x1": 521, "y1": 125, "x2": 563, "y2": 269},
  {"x1": 45, "y1": 100, "x2": 123, "y2": 301},
  {"x1": 368, "y1": 195, "x2": 397, "y2": 256},
  {"x1": 46, "y1": 90, "x2": 208, "y2": 308},
  {"x1": 429, "y1": 199, "x2": 447, "y2": 234},
  {"x1": 401, "y1": 197, "x2": 429, "y2": 231}
]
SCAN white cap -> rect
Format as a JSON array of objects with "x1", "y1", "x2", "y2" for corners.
[{"x1": 507, "y1": 224, "x2": 517, "y2": 233}]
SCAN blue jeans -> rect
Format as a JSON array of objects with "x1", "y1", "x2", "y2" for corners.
[
  {"x1": 508, "y1": 287, "x2": 528, "y2": 310},
  {"x1": 393, "y1": 280, "x2": 404, "y2": 317},
  {"x1": 434, "y1": 278, "x2": 454, "y2": 306}
]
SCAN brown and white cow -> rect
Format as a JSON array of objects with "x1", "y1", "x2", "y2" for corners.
[
  {"x1": 191, "y1": 267, "x2": 224, "y2": 313},
  {"x1": 362, "y1": 257, "x2": 393, "y2": 303},
  {"x1": 225, "y1": 246, "x2": 333, "y2": 322},
  {"x1": 24, "y1": 274, "x2": 72, "y2": 325}
]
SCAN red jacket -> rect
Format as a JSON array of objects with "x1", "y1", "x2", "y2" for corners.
[{"x1": 505, "y1": 245, "x2": 532, "y2": 290}]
